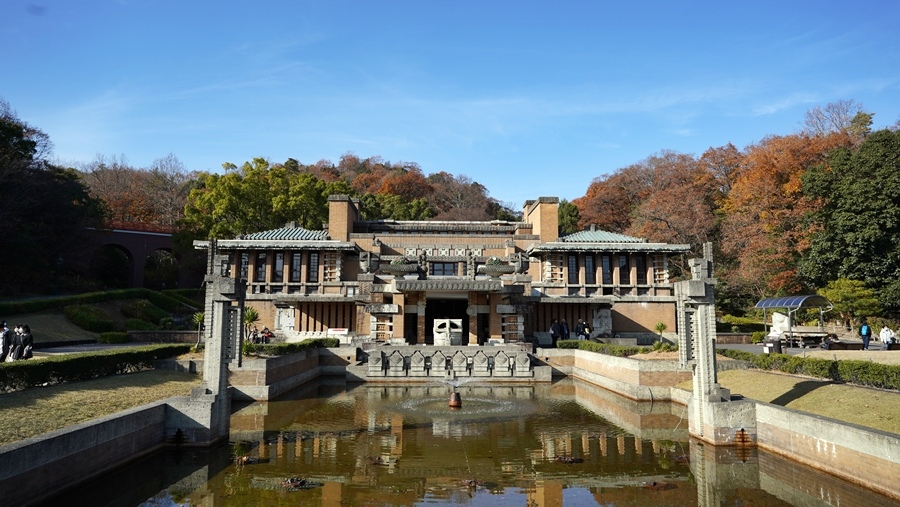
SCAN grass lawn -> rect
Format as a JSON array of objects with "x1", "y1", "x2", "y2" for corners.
[
  {"x1": 677, "y1": 369, "x2": 900, "y2": 434},
  {"x1": 0, "y1": 370, "x2": 200, "y2": 446}
]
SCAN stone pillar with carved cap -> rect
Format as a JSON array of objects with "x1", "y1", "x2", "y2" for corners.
[
  {"x1": 166, "y1": 239, "x2": 246, "y2": 445},
  {"x1": 676, "y1": 243, "x2": 756, "y2": 446}
]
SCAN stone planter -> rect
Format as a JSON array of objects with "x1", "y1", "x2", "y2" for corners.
[
  {"x1": 478, "y1": 264, "x2": 516, "y2": 279},
  {"x1": 381, "y1": 263, "x2": 420, "y2": 278}
]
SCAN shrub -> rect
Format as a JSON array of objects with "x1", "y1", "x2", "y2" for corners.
[
  {"x1": 0, "y1": 289, "x2": 197, "y2": 317},
  {"x1": 64, "y1": 304, "x2": 118, "y2": 333},
  {"x1": 750, "y1": 331, "x2": 767, "y2": 344},
  {"x1": 124, "y1": 318, "x2": 159, "y2": 331},
  {"x1": 716, "y1": 349, "x2": 900, "y2": 390},
  {"x1": 98, "y1": 332, "x2": 129, "y2": 344},
  {"x1": 0, "y1": 344, "x2": 191, "y2": 393},
  {"x1": 121, "y1": 300, "x2": 170, "y2": 325},
  {"x1": 242, "y1": 338, "x2": 340, "y2": 356},
  {"x1": 557, "y1": 339, "x2": 653, "y2": 357}
]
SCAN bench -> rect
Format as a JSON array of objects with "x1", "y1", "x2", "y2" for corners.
[
  {"x1": 887, "y1": 343, "x2": 900, "y2": 351},
  {"x1": 821, "y1": 341, "x2": 864, "y2": 350}
]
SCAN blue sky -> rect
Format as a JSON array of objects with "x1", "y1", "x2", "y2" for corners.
[{"x1": 3, "y1": 1, "x2": 899, "y2": 206}]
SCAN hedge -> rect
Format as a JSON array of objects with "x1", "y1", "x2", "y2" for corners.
[
  {"x1": 717, "y1": 349, "x2": 900, "y2": 390},
  {"x1": 0, "y1": 344, "x2": 191, "y2": 393},
  {"x1": 0, "y1": 289, "x2": 195, "y2": 316},
  {"x1": 64, "y1": 304, "x2": 118, "y2": 333},
  {"x1": 557, "y1": 339, "x2": 652, "y2": 357},
  {"x1": 98, "y1": 332, "x2": 129, "y2": 343},
  {"x1": 242, "y1": 338, "x2": 340, "y2": 356},
  {"x1": 121, "y1": 300, "x2": 170, "y2": 325}
]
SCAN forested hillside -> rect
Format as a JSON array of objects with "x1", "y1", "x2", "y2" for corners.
[{"x1": 3, "y1": 95, "x2": 899, "y2": 318}]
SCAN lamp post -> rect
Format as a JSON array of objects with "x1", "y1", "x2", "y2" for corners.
[{"x1": 55, "y1": 256, "x2": 63, "y2": 295}]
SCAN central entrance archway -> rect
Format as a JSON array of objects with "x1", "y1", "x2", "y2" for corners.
[{"x1": 425, "y1": 298, "x2": 469, "y2": 344}]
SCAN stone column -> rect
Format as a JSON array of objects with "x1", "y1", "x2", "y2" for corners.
[
  {"x1": 166, "y1": 240, "x2": 245, "y2": 445},
  {"x1": 675, "y1": 244, "x2": 756, "y2": 446}
]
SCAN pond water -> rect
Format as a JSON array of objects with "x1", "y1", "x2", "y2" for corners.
[{"x1": 48, "y1": 378, "x2": 897, "y2": 506}]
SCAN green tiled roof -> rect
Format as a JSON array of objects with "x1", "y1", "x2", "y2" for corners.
[
  {"x1": 242, "y1": 227, "x2": 329, "y2": 241},
  {"x1": 560, "y1": 230, "x2": 645, "y2": 243}
]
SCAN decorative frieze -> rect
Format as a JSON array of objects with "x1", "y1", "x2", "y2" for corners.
[
  {"x1": 366, "y1": 304, "x2": 400, "y2": 314},
  {"x1": 395, "y1": 279, "x2": 502, "y2": 292}
]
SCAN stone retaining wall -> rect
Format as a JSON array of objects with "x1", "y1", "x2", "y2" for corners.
[
  {"x1": 755, "y1": 403, "x2": 900, "y2": 501},
  {"x1": 536, "y1": 347, "x2": 691, "y2": 401},
  {"x1": 4, "y1": 346, "x2": 898, "y2": 504},
  {"x1": 0, "y1": 402, "x2": 168, "y2": 506}
]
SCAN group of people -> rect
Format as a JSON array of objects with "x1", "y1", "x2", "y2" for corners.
[
  {"x1": 858, "y1": 320, "x2": 897, "y2": 350},
  {"x1": 1, "y1": 321, "x2": 33, "y2": 362},
  {"x1": 548, "y1": 318, "x2": 591, "y2": 347},
  {"x1": 248, "y1": 326, "x2": 273, "y2": 344}
]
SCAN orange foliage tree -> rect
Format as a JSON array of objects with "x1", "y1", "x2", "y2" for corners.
[{"x1": 719, "y1": 132, "x2": 851, "y2": 297}]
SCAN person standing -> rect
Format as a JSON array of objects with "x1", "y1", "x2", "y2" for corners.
[
  {"x1": 20, "y1": 324, "x2": 33, "y2": 359},
  {"x1": 878, "y1": 324, "x2": 894, "y2": 349},
  {"x1": 0, "y1": 321, "x2": 9, "y2": 362},
  {"x1": 859, "y1": 319, "x2": 872, "y2": 350},
  {"x1": 550, "y1": 319, "x2": 561, "y2": 348},
  {"x1": 880, "y1": 324, "x2": 895, "y2": 350},
  {"x1": 575, "y1": 319, "x2": 588, "y2": 340},
  {"x1": 6, "y1": 324, "x2": 23, "y2": 361},
  {"x1": 560, "y1": 319, "x2": 570, "y2": 341}
]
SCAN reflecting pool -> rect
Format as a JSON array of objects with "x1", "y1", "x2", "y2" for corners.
[{"x1": 48, "y1": 378, "x2": 898, "y2": 506}]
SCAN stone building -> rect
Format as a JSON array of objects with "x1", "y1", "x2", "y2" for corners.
[{"x1": 197, "y1": 195, "x2": 690, "y2": 345}]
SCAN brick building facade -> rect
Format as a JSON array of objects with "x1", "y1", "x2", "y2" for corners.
[{"x1": 197, "y1": 195, "x2": 690, "y2": 345}]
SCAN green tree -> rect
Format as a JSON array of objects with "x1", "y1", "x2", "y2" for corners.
[
  {"x1": 800, "y1": 129, "x2": 900, "y2": 313},
  {"x1": 192, "y1": 311, "x2": 205, "y2": 349},
  {"x1": 558, "y1": 199, "x2": 580, "y2": 235},
  {"x1": 243, "y1": 306, "x2": 260, "y2": 339},
  {"x1": 817, "y1": 278, "x2": 880, "y2": 328},
  {"x1": 182, "y1": 158, "x2": 337, "y2": 238},
  {"x1": 0, "y1": 98, "x2": 104, "y2": 291}
]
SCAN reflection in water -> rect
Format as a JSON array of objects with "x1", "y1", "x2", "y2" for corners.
[{"x1": 46, "y1": 378, "x2": 898, "y2": 506}]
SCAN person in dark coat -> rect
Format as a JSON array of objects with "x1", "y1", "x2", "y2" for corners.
[
  {"x1": 0, "y1": 321, "x2": 9, "y2": 362},
  {"x1": 560, "y1": 319, "x2": 570, "y2": 340},
  {"x1": 550, "y1": 319, "x2": 561, "y2": 348},
  {"x1": 20, "y1": 324, "x2": 33, "y2": 359},
  {"x1": 6, "y1": 324, "x2": 23, "y2": 361}
]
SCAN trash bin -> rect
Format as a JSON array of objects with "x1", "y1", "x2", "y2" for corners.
[{"x1": 764, "y1": 340, "x2": 782, "y2": 354}]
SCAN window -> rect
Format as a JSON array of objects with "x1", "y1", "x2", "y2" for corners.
[
  {"x1": 239, "y1": 252, "x2": 250, "y2": 280},
  {"x1": 290, "y1": 253, "x2": 301, "y2": 282},
  {"x1": 323, "y1": 252, "x2": 340, "y2": 281},
  {"x1": 431, "y1": 262, "x2": 457, "y2": 276},
  {"x1": 272, "y1": 252, "x2": 284, "y2": 283},
  {"x1": 544, "y1": 254, "x2": 564, "y2": 283},
  {"x1": 308, "y1": 252, "x2": 319, "y2": 283},
  {"x1": 618, "y1": 254, "x2": 630, "y2": 284},
  {"x1": 601, "y1": 255, "x2": 612, "y2": 284},
  {"x1": 585, "y1": 255, "x2": 596, "y2": 284},
  {"x1": 254, "y1": 252, "x2": 267, "y2": 282},
  {"x1": 567, "y1": 255, "x2": 578, "y2": 284},
  {"x1": 635, "y1": 255, "x2": 647, "y2": 284},
  {"x1": 652, "y1": 255, "x2": 667, "y2": 284}
]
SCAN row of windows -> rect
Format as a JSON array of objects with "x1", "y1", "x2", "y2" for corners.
[
  {"x1": 565, "y1": 254, "x2": 657, "y2": 285},
  {"x1": 235, "y1": 251, "x2": 664, "y2": 286},
  {"x1": 238, "y1": 252, "x2": 320, "y2": 283}
]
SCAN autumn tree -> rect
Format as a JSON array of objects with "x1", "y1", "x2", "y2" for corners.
[
  {"x1": 719, "y1": 132, "x2": 852, "y2": 298},
  {"x1": 426, "y1": 172, "x2": 494, "y2": 220},
  {"x1": 625, "y1": 151, "x2": 718, "y2": 257}
]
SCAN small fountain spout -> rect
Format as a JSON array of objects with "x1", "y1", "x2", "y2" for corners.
[{"x1": 448, "y1": 391, "x2": 462, "y2": 408}]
